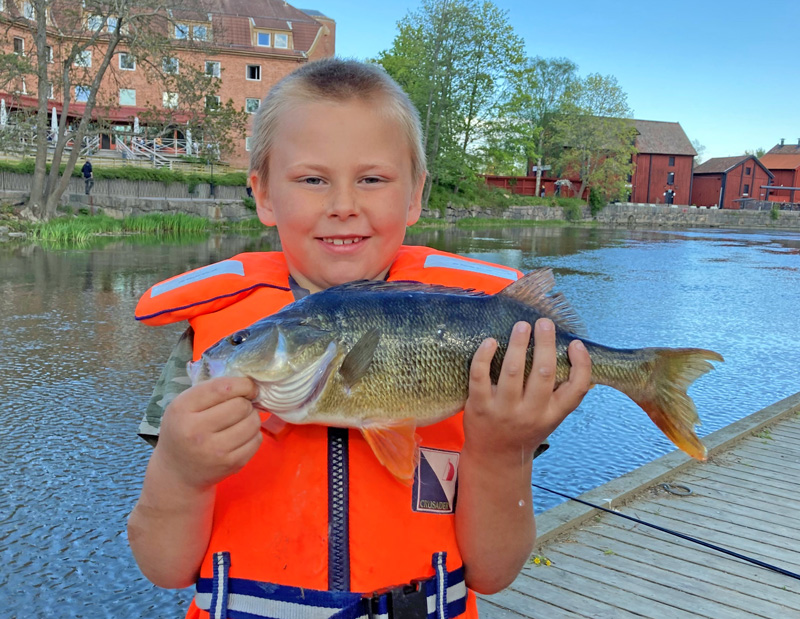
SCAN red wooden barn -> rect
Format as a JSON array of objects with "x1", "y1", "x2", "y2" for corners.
[
  {"x1": 691, "y1": 156, "x2": 773, "y2": 209},
  {"x1": 760, "y1": 142, "x2": 800, "y2": 203},
  {"x1": 630, "y1": 120, "x2": 696, "y2": 205}
]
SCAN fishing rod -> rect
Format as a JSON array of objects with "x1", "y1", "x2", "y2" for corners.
[{"x1": 532, "y1": 482, "x2": 800, "y2": 582}]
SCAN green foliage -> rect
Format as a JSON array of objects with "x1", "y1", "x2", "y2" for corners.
[
  {"x1": 588, "y1": 188, "x2": 606, "y2": 215},
  {"x1": 771, "y1": 205, "x2": 780, "y2": 220},
  {"x1": 562, "y1": 202, "x2": 583, "y2": 222},
  {"x1": 378, "y1": 0, "x2": 525, "y2": 207},
  {"x1": 242, "y1": 196, "x2": 257, "y2": 211},
  {"x1": 0, "y1": 159, "x2": 246, "y2": 187}
]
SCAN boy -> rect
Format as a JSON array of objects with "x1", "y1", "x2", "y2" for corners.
[{"x1": 128, "y1": 59, "x2": 592, "y2": 619}]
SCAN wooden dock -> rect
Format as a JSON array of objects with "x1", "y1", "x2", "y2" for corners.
[{"x1": 479, "y1": 392, "x2": 800, "y2": 618}]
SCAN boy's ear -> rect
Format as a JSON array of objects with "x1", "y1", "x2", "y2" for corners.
[
  {"x1": 250, "y1": 172, "x2": 276, "y2": 227},
  {"x1": 406, "y1": 173, "x2": 426, "y2": 227}
]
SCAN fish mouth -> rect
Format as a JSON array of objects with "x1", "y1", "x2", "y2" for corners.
[
  {"x1": 253, "y1": 341, "x2": 338, "y2": 422},
  {"x1": 187, "y1": 357, "x2": 228, "y2": 385}
]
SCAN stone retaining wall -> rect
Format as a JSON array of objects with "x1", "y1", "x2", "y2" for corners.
[{"x1": 421, "y1": 202, "x2": 800, "y2": 229}]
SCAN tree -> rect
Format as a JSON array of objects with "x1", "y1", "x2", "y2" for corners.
[
  {"x1": 0, "y1": 0, "x2": 246, "y2": 220},
  {"x1": 691, "y1": 139, "x2": 706, "y2": 164},
  {"x1": 553, "y1": 73, "x2": 637, "y2": 202},
  {"x1": 744, "y1": 147, "x2": 766, "y2": 158},
  {"x1": 377, "y1": 0, "x2": 523, "y2": 206},
  {"x1": 497, "y1": 56, "x2": 578, "y2": 193}
]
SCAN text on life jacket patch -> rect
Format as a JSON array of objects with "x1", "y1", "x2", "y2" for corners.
[
  {"x1": 151, "y1": 260, "x2": 245, "y2": 297},
  {"x1": 412, "y1": 447, "x2": 459, "y2": 514}
]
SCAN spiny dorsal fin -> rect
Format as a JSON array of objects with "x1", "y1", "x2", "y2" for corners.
[
  {"x1": 339, "y1": 327, "x2": 381, "y2": 387},
  {"x1": 499, "y1": 268, "x2": 587, "y2": 337},
  {"x1": 321, "y1": 279, "x2": 488, "y2": 298}
]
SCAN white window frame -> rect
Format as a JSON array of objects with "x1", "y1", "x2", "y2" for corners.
[
  {"x1": 23, "y1": 1, "x2": 34, "y2": 19},
  {"x1": 119, "y1": 52, "x2": 136, "y2": 71},
  {"x1": 274, "y1": 33, "x2": 289, "y2": 49},
  {"x1": 45, "y1": 45, "x2": 53, "y2": 63},
  {"x1": 163, "y1": 92, "x2": 179, "y2": 109},
  {"x1": 75, "y1": 86, "x2": 91, "y2": 103},
  {"x1": 47, "y1": 83, "x2": 54, "y2": 99},
  {"x1": 119, "y1": 88, "x2": 136, "y2": 106},
  {"x1": 13, "y1": 37, "x2": 24, "y2": 55},
  {"x1": 245, "y1": 98, "x2": 260, "y2": 114},
  {"x1": 75, "y1": 50, "x2": 92, "y2": 67},
  {"x1": 256, "y1": 32, "x2": 270, "y2": 47},
  {"x1": 245, "y1": 136, "x2": 252, "y2": 152},
  {"x1": 246, "y1": 64, "x2": 261, "y2": 81},
  {"x1": 175, "y1": 23, "x2": 189, "y2": 40},
  {"x1": 87, "y1": 14, "x2": 103, "y2": 30},
  {"x1": 162, "y1": 57, "x2": 179, "y2": 75},
  {"x1": 0, "y1": 1, "x2": 5, "y2": 12},
  {"x1": 193, "y1": 24, "x2": 209, "y2": 41},
  {"x1": 107, "y1": 16, "x2": 118, "y2": 33},
  {"x1": 205, "y1": 60, "x2": 220, "y2": 77},
  {"x1": 205, "y1": 94, "x2": 220, "y2": 110}
]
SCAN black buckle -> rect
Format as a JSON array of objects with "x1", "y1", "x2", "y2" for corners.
[{"x1": 366, "y1": 580, "x2": 428, "y2": 619}]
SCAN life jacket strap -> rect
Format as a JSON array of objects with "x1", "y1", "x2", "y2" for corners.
[{"x1": 195, "y1": 551, "x2": 467, "y2": 619}]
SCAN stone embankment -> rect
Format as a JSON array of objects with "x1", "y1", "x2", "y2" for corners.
[{"x1": 421, "y1": 202, "x2": 800, "y2": 230}]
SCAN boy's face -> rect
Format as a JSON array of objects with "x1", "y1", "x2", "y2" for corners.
[{"x1": 251, "y1": 98, "x2": 424, "y2": 293}]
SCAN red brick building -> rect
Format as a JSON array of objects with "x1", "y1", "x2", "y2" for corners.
[
  {"x1": 690, "y1": 156, "x2": 773, "y2": 209},
  {"x1": 629, "y1": 120, "x2": 696, "y2": 205},
  {"x1": 0, "y1": 0, "x2": 335, "y2": 169}
]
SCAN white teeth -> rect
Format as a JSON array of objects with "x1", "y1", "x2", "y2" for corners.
[{"x1": 323, "y1": 237, "x2": 362, "y2": 245}]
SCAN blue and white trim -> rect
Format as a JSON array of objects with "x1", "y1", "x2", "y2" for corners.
[
  {"x1": 423, "y1": 254, "x2": 519, "y2": 281},
  {"x1": 195, "y1": 552, "x2": 468, "y2": 619}
]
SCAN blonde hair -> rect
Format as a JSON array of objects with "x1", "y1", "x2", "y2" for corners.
[{"x1": 249, "y1": 58, "x2": 426, "y2": 183}]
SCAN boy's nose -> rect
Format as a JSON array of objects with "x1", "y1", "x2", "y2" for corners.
[{"x1": 326, "y1": 186, "x2": 359, "y2": 218}]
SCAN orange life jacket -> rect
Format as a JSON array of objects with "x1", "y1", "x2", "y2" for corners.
[{"x1": 136, "y1": 245, "x2": 522, "y2": 619}]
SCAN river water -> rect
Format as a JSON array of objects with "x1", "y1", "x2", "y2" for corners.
[{"x1": 1, "y1": 225, "x2": 798, "y2": 615}]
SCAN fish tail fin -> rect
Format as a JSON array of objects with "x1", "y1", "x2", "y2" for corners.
[{"x1": 620, "y1": 348, "x2": 723, "y2": 461}]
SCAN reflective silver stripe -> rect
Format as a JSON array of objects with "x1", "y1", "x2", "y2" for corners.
[
  {"x1": 423, "y1": 254, "x2": 519, "y2": 281},
  {"x1": 195, "y1": 592, "x2": 347, "y2": 619},
  {"x1": 434, "y1": 553, "x2": 446, "y2": 619},
  {"x1": 212, "y1": 553, "x2": 226, "y2": 619},
  {"x1": 150, "y1": 260, "x2": 245, "y2": 297},
  {"x1": 195, "y1": 580, "x2": 468, "y2": 619}
]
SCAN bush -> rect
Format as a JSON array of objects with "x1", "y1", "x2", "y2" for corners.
[
  {"x1": 588, "y1": 188, "x2": 605, "y2": 216},
  {"x1": 242, "y1": 196, "x2": 256, "y2": 211},
  {"x1": 562, "y1": 203, "x2": 583, "y2": 222},
  {"x1": 771, "y1": 205, "x2": 780, "y2": 221}
]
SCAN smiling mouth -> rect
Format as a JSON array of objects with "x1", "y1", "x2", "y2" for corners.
[{"x1": 321, "y1": 237, "x2": 364, "y2": 246}]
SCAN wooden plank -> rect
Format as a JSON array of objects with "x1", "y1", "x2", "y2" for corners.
[
  {"x1": 681, "y1": 472, "x2": 800, "y2": 515},
  {"x1": 593, "y1": 521, "x2": 800, "y2": 605},
  {"x1": 542, "y1": 541, "x2": 746, "y2": 617},
  {"x1": 515, "y1": 549, "x2": 700, "y2": 618},
  {"x1": 610, "y1": 500, "x2": 800, "y2": 570},
  {"x1": 483, "y1": 578, "x2": 606, "y2": 618},
  {"x1": 572, "y1": 527, "x2": 795, "y2": 617}
]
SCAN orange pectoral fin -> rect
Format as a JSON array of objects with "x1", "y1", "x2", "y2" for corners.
[{"x1": 361, "y1": 418, "x2": 422, "y2": 485}]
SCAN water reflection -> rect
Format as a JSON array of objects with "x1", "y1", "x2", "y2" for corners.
[{"x1": 1, "y1": 225, "x2": 798, "y2": 615}]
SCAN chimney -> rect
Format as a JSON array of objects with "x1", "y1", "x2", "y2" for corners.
[{"x1": 780, "y1": 138, "x2": 785, "y2": 146}]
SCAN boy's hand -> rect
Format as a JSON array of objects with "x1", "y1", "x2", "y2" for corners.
[
  {"x1": 153, "y1": 377, "x2": 262, "y2": 491},
  {"x1": 464, "y1": 318, "x2": 592, "y2": 463}
]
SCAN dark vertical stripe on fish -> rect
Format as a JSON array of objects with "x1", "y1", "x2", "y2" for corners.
[{"x1": 327, "y1": 427, "x2": 350, "y2": 591}]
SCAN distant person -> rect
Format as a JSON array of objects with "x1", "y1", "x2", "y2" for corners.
[
  {"x1": 82, "y1": 158, "x2": 94, "y2": 195},
  {"x1": 540, "y1": 187, "x2": 546, "y2": 198},
  {"x1": 245, "y1": 178, "x2": 253, "y2": 198}
]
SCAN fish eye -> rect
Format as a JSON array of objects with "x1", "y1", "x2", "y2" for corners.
[{"x1": 230, "y1": 329, "x2": 249, "y2": 345}]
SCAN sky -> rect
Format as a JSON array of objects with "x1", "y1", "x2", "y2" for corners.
[{"x1": 308, "y1": 0, "x2": 800, "y2": 161}]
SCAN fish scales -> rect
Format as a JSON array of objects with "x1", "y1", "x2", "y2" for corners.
[{"x1": 190, "y1": 272, "x2": 723, "y2": 482}]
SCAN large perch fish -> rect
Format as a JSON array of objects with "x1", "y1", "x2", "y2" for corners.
[{"x1": 189, "y1": 269, "x2": 723, "y2": 482}]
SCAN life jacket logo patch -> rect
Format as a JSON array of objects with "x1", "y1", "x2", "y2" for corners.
[{"x1": 412, "y1": 447, "x2": 459, "y2": 514}]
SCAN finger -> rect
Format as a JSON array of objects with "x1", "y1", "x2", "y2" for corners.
[
  {"x1": 468, "y1": 338, "x2": 499, "y2": 405},
  {"x1": 495, "y1": 321, "x2": 532, "y2": 397},
  {"x1": 214, "y1": 407, "x2": 263, "y2": 455},
  {"x1": 210, "y1": 399, "x2": 256, "y2": 435},
  {"x1": 523, "y1": 318, "x2": 557, "y2": 403},
  {"x1": 178, "y1": 377, "x2": 258, "y2": 414},
  {"x1": 551, "y1": 339, "x2": 593, "y2": 415}
]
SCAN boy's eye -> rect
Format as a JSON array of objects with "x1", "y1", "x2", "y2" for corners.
[
  {"x1": 362, "y1": 177, "x2": 383, "y2": 184},
  {"x1": 302, "y1": 177, "x2": 323, "y2": 185}
]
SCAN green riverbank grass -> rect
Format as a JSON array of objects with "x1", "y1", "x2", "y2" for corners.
[{"x1": 26, "y1": 213, "x2": 262, "y2": 245}]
